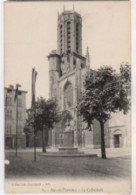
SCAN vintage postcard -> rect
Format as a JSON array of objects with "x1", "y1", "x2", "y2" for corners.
[{"x1": 4, "y1": 1, "x2": 131, "y2": 194}]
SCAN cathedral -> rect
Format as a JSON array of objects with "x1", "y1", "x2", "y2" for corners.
[
  {"x1": 48, "y1": 8, "x2": 101, "y2": 148},
  {"x1": 47, "y1": 8, "x2": 129, "y2": 149}
]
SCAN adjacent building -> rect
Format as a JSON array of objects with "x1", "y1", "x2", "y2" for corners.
[
  {"x1": 108, "y1": 112, "x2": 130, "y2": 148},
  {"x1": 5, "y1": 85, "x2": 27, "y2": 148}
]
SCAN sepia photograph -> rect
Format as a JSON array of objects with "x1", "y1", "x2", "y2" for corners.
[{"x1": 4, "y1": 1, "x2": 131, "y2": 194}]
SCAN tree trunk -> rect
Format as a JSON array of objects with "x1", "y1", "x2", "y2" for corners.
[
  {"x1": 45, "y1": 130, "x2": 49, "y2": 147},
  {"x1": 42, "y1": 129, "x2": 46, "y2": 153},
  {"x1": 41, "y1": 130, "x2": 44, "y2": 151},
  {"x1": 100, "y1": 121, "x2": 106, "y2": 159}
]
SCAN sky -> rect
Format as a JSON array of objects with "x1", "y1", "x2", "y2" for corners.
[{"x1": 4, "y1": 1, "x2": 130, "y2": 108}]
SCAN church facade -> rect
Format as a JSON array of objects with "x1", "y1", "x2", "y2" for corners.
[
  {"x1": 48, "y1": 9, "x2": 103, "y2": 148},
  {"x1": 47, "y1": 9, "x2": 129, "y2": 149}
]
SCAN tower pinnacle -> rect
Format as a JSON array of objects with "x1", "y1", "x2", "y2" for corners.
[{"x1": 86, "y1": 46, "x2": 90, "y2": 69}]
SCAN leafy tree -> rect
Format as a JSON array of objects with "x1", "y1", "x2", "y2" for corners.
[
  {"x1": 79, "y1": 64, "x2": 131, "y2": 159},
  {"x1": 25, "y1": 97, "x2": 60, "y2": 152}
]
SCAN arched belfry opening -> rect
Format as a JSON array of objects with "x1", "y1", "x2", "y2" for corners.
[
  {"x1": 67, "y1": 21, "x2": 71, "y2": 53},
  {"x1": 63, "y1": 81, "x2": 73, "y2": 110},
  {"x1": 60, "y1": 24, "x2": 63, "y2": 54}
]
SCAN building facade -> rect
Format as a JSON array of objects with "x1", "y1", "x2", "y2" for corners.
[
  {"x1": 5, "y1": 85, "x2": 27, "y2": 148},
  {"x1": 109, "y1": 112, "x2": 130, "y2": 148},
  {"x1": 48, "y1": 9, "x2": 130, "y2": 149}
]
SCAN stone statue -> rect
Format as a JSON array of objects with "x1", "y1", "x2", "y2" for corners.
[
  {"x1": 64, "y1": 121, "x2": 73, "y2": 132},
  {"x1": 65, "y1": 123, "x2": 71, "y2": 132}
]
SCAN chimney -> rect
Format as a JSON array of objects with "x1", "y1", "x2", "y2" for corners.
[{"x1": 9, "y1": 85, "x2": 14, "y2": 89}]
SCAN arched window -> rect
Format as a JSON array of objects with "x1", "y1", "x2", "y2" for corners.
[
  {"x1": 60, "y1": 24, "x2": 63, "y2": 54},
  {"x1": 67, "y1": 21, "x2": 71, "y2": 52},
  {"x1": 64, "y1": 82, "x2": 73, "y2": 109},
  {"x1": 73, "y1": 58, "x2": 76, "y2": 69},
  {"x1": 76, "y1": 23, "x2": 79, "y2": 53}
]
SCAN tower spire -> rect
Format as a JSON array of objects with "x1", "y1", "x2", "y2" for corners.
[
  {"x1": 63, "y1": 5, "x2": 65, "y2": 12},
  {"x1": 86, "y1": 46, "x2": 90, "y2": 69}
]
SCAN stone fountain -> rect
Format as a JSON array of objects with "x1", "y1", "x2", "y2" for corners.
[
  {"x1": 40, "y1": 120, "x2": 97, "y2": 157},
  {"x1": 58, "y1": 121, "x2": 79, "y2": 154}
]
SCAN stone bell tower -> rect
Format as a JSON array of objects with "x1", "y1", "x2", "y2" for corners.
[{"x1": 57, "y1": 9, "x2": 82, "y2": 55}]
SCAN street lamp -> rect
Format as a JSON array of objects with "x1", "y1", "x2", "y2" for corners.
[{"x1": 15, "y1": 84, "x2": 21, "y2": 157}]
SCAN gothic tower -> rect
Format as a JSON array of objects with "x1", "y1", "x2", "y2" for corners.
[{"x1": 57, "y1": 10, "x2": 82, "y2": 55}]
